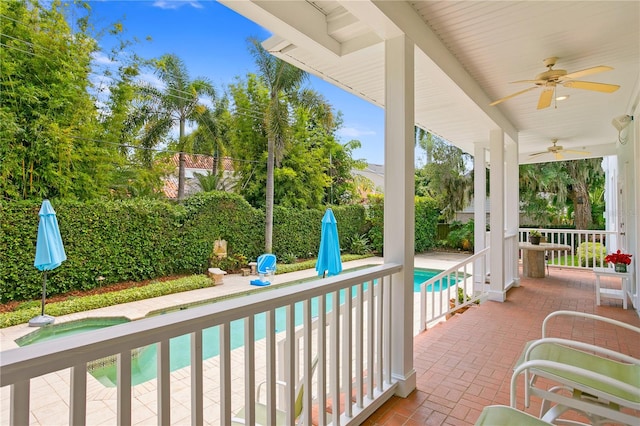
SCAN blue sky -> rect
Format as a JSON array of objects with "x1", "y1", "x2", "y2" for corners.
[{"x1": 88, "y1": 0, "x2": 386, "y2": 164}]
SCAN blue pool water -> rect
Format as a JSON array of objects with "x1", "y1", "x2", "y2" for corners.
[
  {"x1": 91, "y1": 268, "x2": 452, "y2": 387},
  {"x1": 18, "y1": 268, "x2": 450, "y2": 386},
  {"x1": 15, "y1": 317, "x2": 130, "y2": 347}
]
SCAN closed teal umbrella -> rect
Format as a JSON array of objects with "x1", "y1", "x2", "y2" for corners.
[
  {"x1": 30, "y1": 200, "x2": 67, "y2": 327},
  {"x1": 315, "y1": 208, "x2": 342, "y2": 277}
]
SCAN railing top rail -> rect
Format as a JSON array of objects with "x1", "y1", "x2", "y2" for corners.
[
  {"x1": 1, "y1": 263, "x2": 401, "y2": 386},
  {"x1": 420, "y1": 247, "x2": 489, "y2": 287}
]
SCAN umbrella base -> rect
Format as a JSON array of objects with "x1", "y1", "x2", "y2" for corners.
[{"x1": 29, "y1": 315, "x2": 55, "y2": 327}]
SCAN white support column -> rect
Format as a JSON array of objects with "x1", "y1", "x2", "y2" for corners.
[
  {"x1": 489, "y1": 129, "x2": 506, "y2": 301},
  {"x1": 505, "y1": 140, "x2": 519, "y2": 287},
  {"x1": 383, "y1": 34, "x2": 416, "y2": 397},
  {"x1": 473, "y1": 143, "x2": 487, "y2": 293}
]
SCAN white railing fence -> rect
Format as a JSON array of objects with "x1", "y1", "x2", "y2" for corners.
[
  {"x1": 418, "y1": 248, "x2": 490, "y2": 331},
  {"x1": 1, "y1": 264, "x2": 401, "y2": 426},
  {"x1": 519, "y1": 229, "x2": 618, "y2": 269}
]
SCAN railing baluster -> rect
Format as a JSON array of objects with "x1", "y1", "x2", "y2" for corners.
[
  {"x1": 157, "y1": 338, "x2": 170, "y2": 425},
  {"x1": 70, "y1": 363, "x2": 87, "y2": 426},
  {"x1": 302, "y1": 299, "x2": 312, "y2": 425},
  {"x1": 117, "y1": 350, "x2": 132, "y2": 426},
  {"x1": 330, "y1": 290, "x2": 340, "y2": 426},
  {"x1": 366, "y1": 281, "x2": 374, "y2": 401},
  {"x1": 383, "y1": 275, "x2": 391, "y2": 385},
  {"x1": 317, "y1": 295, "x2": 327, "y2": 426},
  {"x1": 355, "y1": 284, "x2": 364, "y2": 408},
  {"x1": 342, "y1": 286, "x2": 352, "y2": 418},
  {"x1": 285, "y1": 304, "x2": 295, "y2": 424},
  {"x1": 375, "y1": 276, "x2": 383, "y2": 392},
  {"x1": 191, "y1": 330, "x2": 203, "y2": 426},
  {"x1": 219, "y1": 323, "x2": 231, "y2": 424},
  {"x1": 10, "y1": 380, "x2": 29, "y2": 426},
  {"x1": 242, "y1": 317, "x2": 255, "y2": 425},
  {"x1": 266, "y1": 309, "x2": 276, "y2": 425}
]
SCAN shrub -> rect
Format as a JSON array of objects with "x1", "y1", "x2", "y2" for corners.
[
  {"x1": 577, "y1": 242, "x2": 606, "y2": 267},
  {"x1": 348, "y1": 233, "x2": 371, "y2": 255},
  {"x1": 446, "y1": 220, "x2": 474, "y2": 251},
  {"x1": 279, "y1": 253, "x2": 298, "y2": 264},
  {"x1": 0, "y1": 275, "x2": 212, "y2": 328}
]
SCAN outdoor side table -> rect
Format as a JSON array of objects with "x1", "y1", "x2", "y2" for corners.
[
  {"x1": 593, "y1": 267, "x2": 633, "y2": 309},
  {"x1": 519, "y1": 243, "x2": 571, "y2": 278}
]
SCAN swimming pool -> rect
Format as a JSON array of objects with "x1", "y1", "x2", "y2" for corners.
[
  {"x1": 16, "y1": 268, "x2": 451, "y2": 387},
  {"x1": 15, "y1": 317, "x2": 130, "y2": 347},
  {"x1": 91, "y1": 268, "x2": 450, "y2": 387}
]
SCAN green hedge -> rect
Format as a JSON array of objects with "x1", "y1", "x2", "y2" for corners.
[
  {"x1": 0, "y1": 194, "x2": 370, "y2": 302},
  {"x1": 365, "y1": 194, "x2": 439, "y2": 254},
  {"x1": 0, "y1": 192, "x2": 440, "y2": 303}
]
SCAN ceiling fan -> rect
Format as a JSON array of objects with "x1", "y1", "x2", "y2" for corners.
[
  {"x1": 490, "y1": 57, "x2": 620, "y2": 109},
  {"x1": 529, "y1": 139, "x2": 590, "y2": 160}
]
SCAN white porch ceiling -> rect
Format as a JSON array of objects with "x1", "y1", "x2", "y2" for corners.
[{"x1": 219, "y1": 1, "x2": 640, "y2": 164}]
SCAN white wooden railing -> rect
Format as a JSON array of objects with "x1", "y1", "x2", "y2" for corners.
[
  {"x1": 418, "y1": 248, "x2": 490, "y2": 331},
  {"x1": 1, "y1": 264, "x2": 401, "y2": 426},
  {"x1": 518, "y1": 228, "x2": 618, "y2": 268}
]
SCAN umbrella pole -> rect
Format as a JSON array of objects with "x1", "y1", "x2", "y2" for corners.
[{"x1": 40, "y1": 271, "x2": 47, "y2": 316}]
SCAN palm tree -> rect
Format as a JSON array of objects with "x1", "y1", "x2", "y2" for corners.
[
  {"x1": 136, "y1": 54, "x2": 216, "y2": 200},
  {"x1": 248, "y1": 38, "x2": 309, "y2": 253}
]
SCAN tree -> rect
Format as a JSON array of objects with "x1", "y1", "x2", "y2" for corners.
[
  {"x1": 414, "y1": 133, "x2": 473, "y2": 220},
  {"x1": 0, "y1": 0, "x2": 112, "y2": 200},
  {"x1": 134, "y1": 54, "x2": 216, "y2": 200},
  {"x1": 247, "y1": 38, "x2": 309, "y2": 253},
  {"x1": 519, "y1": 158, "x2": 604, "y2": 229}
]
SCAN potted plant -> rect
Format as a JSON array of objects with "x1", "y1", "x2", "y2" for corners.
[
  {"x1": 529, "y1": 230, "x2": 542, "y2": 245},
  {"x1": 604, "y1": 250, "x2": 633, "y2": 273}
]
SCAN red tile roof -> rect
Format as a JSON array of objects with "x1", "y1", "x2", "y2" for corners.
[{"x1": 169, "y1": 153, "x2": 234, "y2": 172}]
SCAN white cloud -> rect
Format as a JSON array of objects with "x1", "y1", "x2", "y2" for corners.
[
  {"x1": 91, "y1": 51, "x2": 117, "y2": 66},
  {"x1": 152, "y1": 1, "x2": 203, "y2": 10},
  {"x1": 337, "y1": 127, "x2": 376, "y2": 139}
]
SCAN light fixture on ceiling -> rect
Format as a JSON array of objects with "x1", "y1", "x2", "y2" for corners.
[
  {"x1": 612, "y1": 114, "x2": 633, "y2": 145},
  {"x1": 555, "y1": 95, "x2": 569, "y2": 101}
]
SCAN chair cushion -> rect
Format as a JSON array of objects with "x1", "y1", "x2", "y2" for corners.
[
  {"x1": 517, "y1": 340, "x2": 640, "y2": 404},
  {"x1": 475, "y1": 405, "x2": 552, "y2": 425}
]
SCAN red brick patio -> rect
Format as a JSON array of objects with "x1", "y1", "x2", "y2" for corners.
[{"x1": 363, "y1": 267, "x2": 640, "y2": 425}]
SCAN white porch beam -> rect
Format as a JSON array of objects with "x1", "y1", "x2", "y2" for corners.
[
  {"x1": 489, "y1": 129, "x2": 506, "y2": 301},
  {"x1": 383, "y1": 35, "x2": 416, "y2": 398},
  {"x1": 219, "y1": 0, "x2": 340, "y2": 57}
]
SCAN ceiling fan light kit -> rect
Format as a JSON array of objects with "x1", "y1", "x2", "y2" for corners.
[{"x1": 490, "y1": 57, "x2": 620, "y2": 109}]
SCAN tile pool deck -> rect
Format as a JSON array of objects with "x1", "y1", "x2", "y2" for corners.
[{"x1": 0, "y1": 253, "x2": 468, "y2": 425}]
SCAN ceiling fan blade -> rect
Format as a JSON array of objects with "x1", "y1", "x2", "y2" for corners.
[
  {"x1": 529, "y1": 151, "x2": 548, "y2": 157},
  {"x1": 510, "y1": 79, "x2": 544, "y2": 84},
  {"x1": 490, "y1": 86, "x2": 538, "y2": 106},
  {"x1": 563, "y1": 80, "x2": 620, "y2": 93},
  {"x1": 555, "y1": 152, "x2": 564, "y2": 160},
  {"x1": 560, "y1": 65, "x2": 613, "y2": 81},
  {"x1": 537, "y1": 88, "x2": 554, "y2": 109}
]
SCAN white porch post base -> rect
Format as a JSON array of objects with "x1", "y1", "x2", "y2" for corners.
[
  {"x1": 487, "y1": 289, "x2": 507, "y2": 302},
  {"x1": 392, "y1": 370, "x2": 417, "y2": 398},
  {"x1": 513, "y1": 277, "x2": 521, "y2": 287}
]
